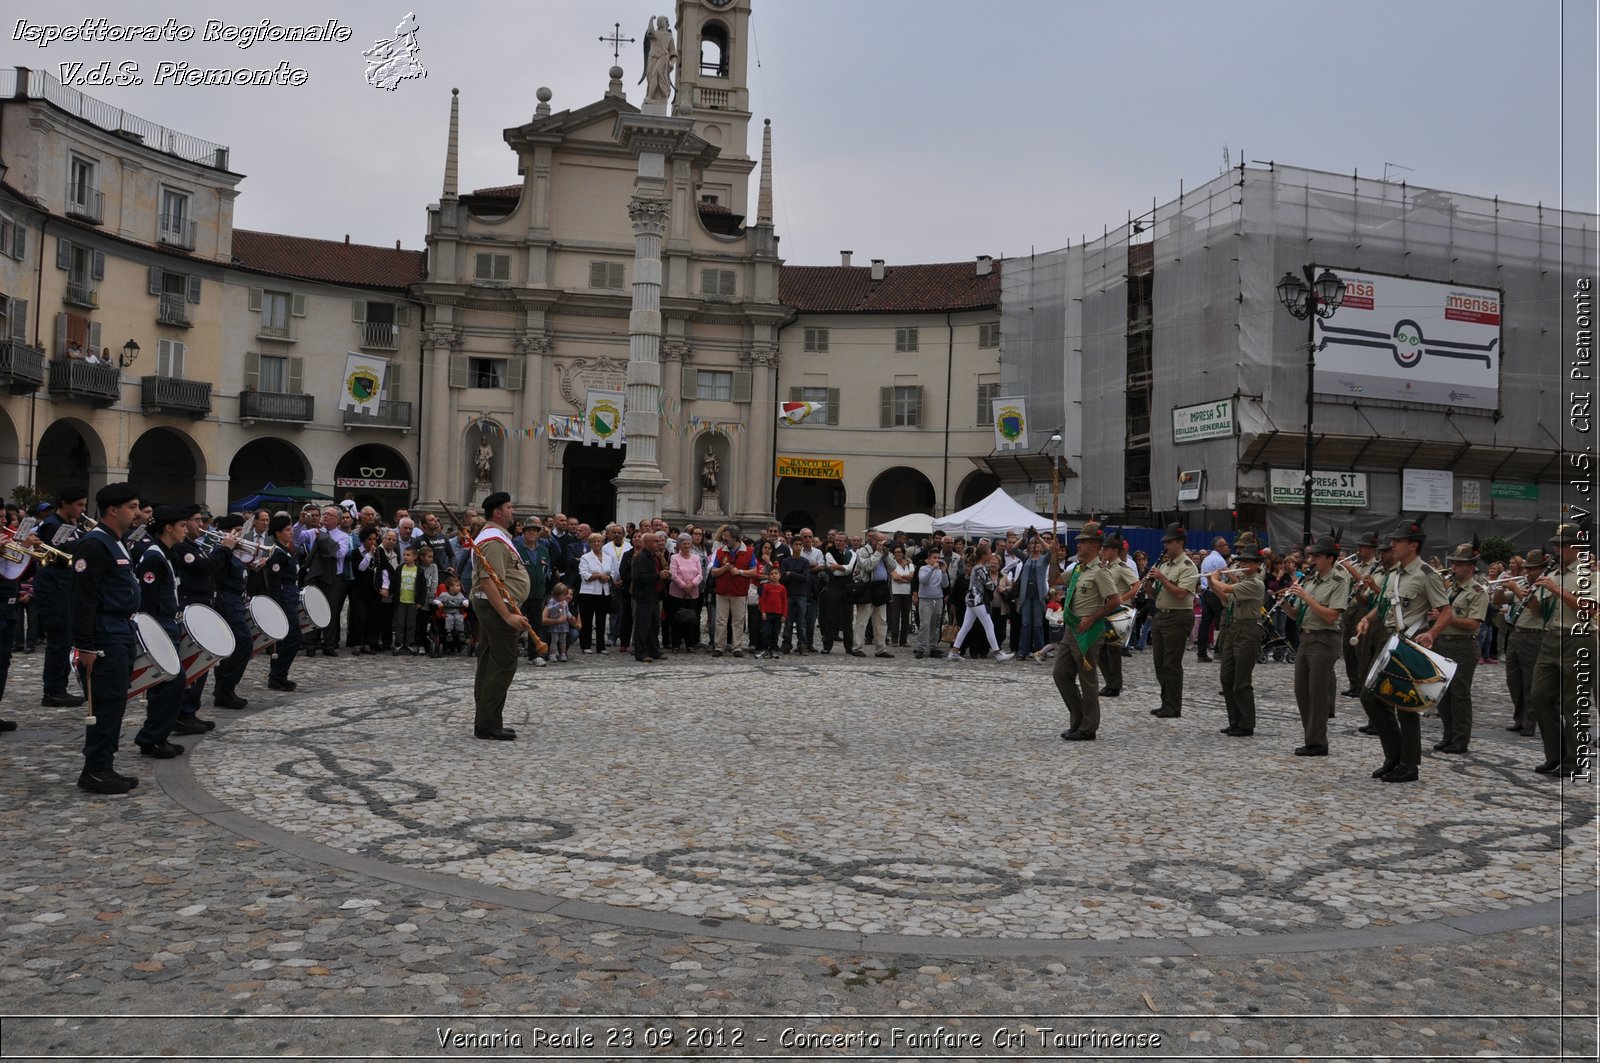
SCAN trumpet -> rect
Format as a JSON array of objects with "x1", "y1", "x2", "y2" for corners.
[
  {"x1": 0, "y1": 537, "x2": 72, "y2": 564},
  {"x1": 199, "y1": 528, "x2": 269, "y2": 558}
]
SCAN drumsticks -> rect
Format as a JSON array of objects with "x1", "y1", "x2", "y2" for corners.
[{"x1": 438, "y1": 501, "x2": 548, "y2": 657}]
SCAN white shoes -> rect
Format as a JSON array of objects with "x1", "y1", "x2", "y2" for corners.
[
  {"x1": 994, "y1": 651, "x2": 1015, "y2": 662},
  {"x1": 946, "y1": 650, "x2": 962, "y2": 660}
]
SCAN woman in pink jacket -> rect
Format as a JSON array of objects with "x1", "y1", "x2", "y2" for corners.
[{"x1": 666, "y1": 533, "x2": 704, "y2": 652}]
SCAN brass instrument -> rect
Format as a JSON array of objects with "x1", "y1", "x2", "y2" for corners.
[{"x1": 199, "y1": 528, "x2": 270, "y2": 561}]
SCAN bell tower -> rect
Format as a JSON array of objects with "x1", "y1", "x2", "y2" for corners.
[{"x1": 675, "y1": 0, "x2": 755, "y2": 213}]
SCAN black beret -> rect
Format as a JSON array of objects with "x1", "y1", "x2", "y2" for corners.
[
  {"x1": 213, "y1": 513, "x2": 246, "y2": 531},
  {"x1": 481, "y1": 491, "x2": 511, "y2": 517},
  {"x1": 95, "y1": 482, "x2": 138, "y2": 508},
  {"x1": 58, "y1": 484, "x2": 89, "y2": 504},
  {"x1": 151, "y1": 505, "x2": 191, "y2": 531},
  {"x1": 268, "y1": 515, "x2": 295, "y2": 536}
]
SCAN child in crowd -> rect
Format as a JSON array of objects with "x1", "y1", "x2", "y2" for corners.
[
  {"x1": 392, "y1": 545, "x2": 420, "y2": 655},
  {"x1": 543, "y1": 582, "x2": 576, "y2": 663},
  {"x1": 434, "y1": 575, "x2": 467, "y2": 654},
  {"x1": 755, "y1": 563, "x2": 788, "y2": 661},
  {"x1": 416, "y1": 545, "x2": 439, "y2": 653}
]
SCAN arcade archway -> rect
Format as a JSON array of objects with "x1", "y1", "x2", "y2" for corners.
[
  {"x1": 127, "y1": 427, "x2": 204, "y2": 508},
  {"x1": 336, "y1": 443, "x2": 413, "y2": 521},
  {"x1": 228, "y1": 437, "x2": 310, "y2": 508},
  {"x1": 562, "y1": 442, "x2": 625, "y2": 528},
  {"x1": 775, "y1": 476, "x2": 844, "y2": 534},
  {"x1": 956, "y1": 470, "x2": 1001, "y2": 511},
  {"x1": 37, "y1": 418, "x2": 106, "y2": 497},
  {"x1": 867, "y1": 466, "x2": 936, "y2": 530}
]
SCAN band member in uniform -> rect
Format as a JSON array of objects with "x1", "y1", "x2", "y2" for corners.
[
  {"x1": 1096, "y1": 534, "x2": 1138, "y2": 696},
  {"x1": 1211, "y1": 542, "x2": 1266, "y2": 737},
  {"x1": 169, "y1": 507, "x2": 222, "y2": 734},
  {"x1": 209, "y1": 514, "x2": 253, "y2": 711},
  {"x1": 33, "y1": 485, "x2": 88, "y2": 707},
  {"x1": 1338, "y1": 532, "x2": 1380, "y2": 696},
  {"x1": 1351, "y1": 540, "x2": 1396, "y2": 736},
  {"x1": 1054, "y1": 521, "x2": 1121, "y2": 742},
  {"x1": 0, "y1": 516, "x2": 20, "y2": 733},
  {"x1": 1288, "y1": 535, "x2": 1349, "y2": 757},
  {"x1": 264, "y1": 515, "x2": 303, "y2": 692},
  {"x1": 124, "y1": 502, "x2": 153, "y2": 551},
  {"x1": 1499, "y1": 548, "x2": 1550, "y2": 736},
  {"x1": 71, "y1": 483, "x2": 143, "y2": 795},
  {"x1": 1527, "y1": 523, "x2": 1595, "y2": 778},
  {"x1": 471, "y1": 492, "x2": 534, "y2": 741},
  {"x1": 1355, "y1": 518, "x2": 1452, "y2": 783},
  {"x1": 1146, "y1": 524, "x2": 1199, "y2": 719},
  {"x1": 131, "y1": 506, "x2": 192, "y2": 759},
  {"x1": 1432, "y1": 544, "x2": 1488, "y2": 754}
]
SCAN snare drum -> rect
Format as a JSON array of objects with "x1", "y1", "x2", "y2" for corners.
[
  {"x1": 248, "y1": 597, "x2": 291, "y2": 657},
  {"x1": 1106, "y1": 605, "x2": 1135, "y2": 646},
  {"x1": 297, "y1": 585, "x2": 332, "y2": 634},
  {"x1": 128, "y1": 613, "x2": 183, "y2": 701},
  {"x1": 1363, "y1": 633, "x2": 1457, "y2": 713},
  {"x1": 176, "y1": 604, "x2": 238, "y2": 684}
]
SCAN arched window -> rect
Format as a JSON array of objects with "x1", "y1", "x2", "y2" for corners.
[{"x1": 700, "y1": 21, "x2": 729, "y2": 78}]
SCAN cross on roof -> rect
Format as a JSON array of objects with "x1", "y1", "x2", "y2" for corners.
[{"x1": 598, "y1": 21, "x2": 636, "y2": 61}]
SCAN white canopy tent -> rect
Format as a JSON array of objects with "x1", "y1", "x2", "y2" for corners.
[
  {"x1": 869, "y1": 512, "x2": 936, "y2": 536},
  {"x1": 931, "y1": 488, "x2": 1064, "y2": 539}
]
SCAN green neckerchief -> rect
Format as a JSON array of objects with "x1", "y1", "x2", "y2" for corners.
[{"x1": 1062, "y1": 564, "x2": 1109, "y2": 658}]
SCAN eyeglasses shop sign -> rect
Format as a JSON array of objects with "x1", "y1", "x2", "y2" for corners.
[
  {"x1": 1172, "y1": 398, "x2": 1235, "y2": 445},
  {"x1": 1268, "y1": 469, "x2": 1368, "y2": 508}
]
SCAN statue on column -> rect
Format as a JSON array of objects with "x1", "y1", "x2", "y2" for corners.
[{"x1": 639, "y1": 16, "x2": 677, "y2": 103}]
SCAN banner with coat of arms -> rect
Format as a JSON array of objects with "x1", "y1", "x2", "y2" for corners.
[
  {"x1": 583, "y1": 388, "x2": 626, "y2": 448},
  {"x1": 992, "y1": 396, "x2": 1029, "y2": 451},
  {"x1": 341, "y1": 353, "x2": 388, "y2": 414}
]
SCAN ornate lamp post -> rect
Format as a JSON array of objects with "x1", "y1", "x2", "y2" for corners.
[
  {"x1": 1276, "y1": 267, "x2": 1347, "y2": 548},
  {"x1": 118, "y1": 339, "x2": 140, "y2": 368}
]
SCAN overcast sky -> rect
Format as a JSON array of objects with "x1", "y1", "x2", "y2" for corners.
[{"x1": 10, "y1": 0, "x2": 1596, "y2": 264}]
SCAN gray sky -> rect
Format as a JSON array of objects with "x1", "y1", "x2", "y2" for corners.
[{"x1": 11, "y1": 0, "x2": 1596, "y2": 264}]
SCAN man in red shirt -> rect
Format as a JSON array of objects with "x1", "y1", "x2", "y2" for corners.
[{"x1": 709, "y1": 526, "x2": 757, "y2": 658}]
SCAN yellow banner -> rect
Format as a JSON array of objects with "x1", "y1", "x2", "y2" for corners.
[{"x1": 776, "y1": 456, "x2": 843, "y2": 480}]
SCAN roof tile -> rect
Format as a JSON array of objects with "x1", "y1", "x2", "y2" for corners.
[
  {"x1": 778, "y1": 260, "x2": 1001, "y2": 313},
  {"x1": 231, "y1": 229, "x2": 426, "y2": 290}
]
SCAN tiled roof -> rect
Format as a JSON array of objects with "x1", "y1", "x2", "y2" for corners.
[
  {"x1": 779, "y1": 260, "x2": 1002, "y2": 313},
  {"x1": 467, "y1": 183, "x2": 521, "y2": 200},
  {"x1": 232, "y1": 229, "x2": 426, "y2": 291}
]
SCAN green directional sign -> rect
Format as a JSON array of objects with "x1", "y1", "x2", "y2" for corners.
[{"x1": 1490, "y1": 481, "x2": 1539, "y2": 501}]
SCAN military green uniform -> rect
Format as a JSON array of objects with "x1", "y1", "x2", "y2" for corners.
[
  {"x1": 472, "y1": 525, "x2": 531, "y2": 735},
  {"x1": 1293, "y1": 564, "x2": 1350, "y2": 750},
  {"x1": 1504, "y1": 579, "x2": 1551, "y2": 733},
  {"x1": 1150, "y1": 550, "x2": 1199, "y2": 715},
  {"x1": 1097, "y1": 557, "x2": 1138, "y2": 694},
  {"x1": 1361, "y1": 555, "x2": 1449, "y2": 774},
  {"x1": 1433, "y1": 573, "x2": 1488, "y2": 751},
  {"x1": 1528, "y1": 550, "x2": 1596, "y2": 775},
  {"x1": 1217, "y1": 566, "x2": 1265, "y2": 734},
  {"x1": 1341, "y1": 554, "x2": 1379, "y2": 692},
  {"x1": 1053, "y1": 554, "x2": 1119, "y2": 738}
]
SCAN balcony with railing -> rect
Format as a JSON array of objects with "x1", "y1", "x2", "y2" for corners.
[
  {"x1": 140, "y1": 375, "x2": 212, "y2": 416},
  {"x1": 48, "y1": 359, "x2": 121, "y2": 405},
  {"x1": 0, "y1": 341, "x2": 46, "y2": 393},
  {"x1": 341, "y1": 399, "x2": 413, "y2": 432},
  {"x1": 257, "y1": 320, "x2": 295, "y2": 342},
  {"x1": 66, "y1": 185, "x2": 104, "y2": 224},
  {"x1": 156, "y1": 292, "x2": 192, "y2": 328},
  {"x1": 695, "y1": 86, "x2": 732, "y2": 110},
  {"x1": 240, "y1": 390, "x2": 314, "y2": 423},
  {"x1": 359, "y1": 321, "x2": 398, "y2": 349},
  {"x1": 158, "y1": 214, "x2": 197, "y2": 251},
  {"x1": 64, "y1": 280, "x2": 99, "y2": 309}
]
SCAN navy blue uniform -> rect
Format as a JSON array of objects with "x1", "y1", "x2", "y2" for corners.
[
  {"x1": 212, "y1": 550, "x2": 252, "y2": 700},
  {"x1": 132, "y1": 541, "x2": 184, "y2": 747},
  {"x1": 171, "y1": 537, "x2": 225, "y2": 718},
  {"x1": 70, "y1": 528, "x2": 139, "y2": 771},
  {"x1": 0, "y1": 570, "x2": 18, "y2": 703},
  {"x1": 35, "y1": 514, "x2": 82, "y2": 695},
  {"x1": 265, "y1": 545, "x2": 301, "y2": 681}
]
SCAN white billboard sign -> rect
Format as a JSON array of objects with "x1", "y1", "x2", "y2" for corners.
[
  {"x1": 1313, "y1": 269, "x2": 1500, "y2": 410},
  {"x1": 1172, "y1": 398, "x2": 1235, "y2": 445},
  {"x1": 1402, "y1": 469, "x2": 1455, "y2": 513},
  {"x1": 1269, "y1": 469, "x2": 1369, "y2": 508}
]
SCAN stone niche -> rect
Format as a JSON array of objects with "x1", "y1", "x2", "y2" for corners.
[{"x1": 694, "y1": 432, "x2": 729, "y2": 517}]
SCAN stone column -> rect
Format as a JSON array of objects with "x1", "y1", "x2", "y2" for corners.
[
  {"x1": 420, "y1": 326, "x2": 460, "y2": 506},
  {"x1": 659, "y1": 340, "x2": 691, "y2": 517},
  {"x1": 739, "y1": 343, "x2": 778, "y2": 523},
  {"x1": 514, "y1": 332, "x2": 553, "y2": 510}
]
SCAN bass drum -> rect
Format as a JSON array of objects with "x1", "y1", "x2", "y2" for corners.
[
  {"x1": 176, "y1": 604, "x2": 238, "y2": 684},
  {"x1": 297, "y1": 585, "x2": 333, "y2": 634},
  {"x1": 248, "y1": 597, "x2": 291, "y2": 657},
  {"x1": 128, "y1": 613, "x2": 183, "y2": 701}
]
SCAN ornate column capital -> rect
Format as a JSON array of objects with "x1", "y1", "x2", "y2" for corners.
[
  {"x1": 661, "y1": 340, "x2": 692, "y2": 364},
  {"x1": 515, "y1": 332, "x2": 554, "y2": 356},
  {"x1": 421, "y1": 327, "x2": 463, "y2": 351},
  {"x1": 742, "y1": 343, "x2": 779, "y2": 370},
  {"x1": 627, "y1": 197, "x2": 671, "y2": 236}
]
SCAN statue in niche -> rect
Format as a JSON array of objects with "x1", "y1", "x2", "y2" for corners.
[
  {"x1": 473, "y1": 437, "x2": 494, "y2": 484},
  {"x1": 701, "y1": 450, "x2": 720, "y2": 495},
  {"x1": 639, "y1": 16, "x2": 677, "y2": 103}
]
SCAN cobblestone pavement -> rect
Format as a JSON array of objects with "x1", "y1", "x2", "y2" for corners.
[{"x1": 2, "y1": 643, "x2": 1596, "y2": 1060}]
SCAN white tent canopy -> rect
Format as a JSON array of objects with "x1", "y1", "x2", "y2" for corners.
[
  {"x1": 931, "y1": 488, "x2": 1064, "y2": 539},
  {"x1": 869, "y1": 512, "x2": 935, "y2": 536}
]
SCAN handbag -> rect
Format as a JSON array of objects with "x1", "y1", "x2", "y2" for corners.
[
  {"x1": 870, "y1": 580, "x2": 891, "y2": 606},
  {"x1": 852, "y1": 581, "x2": 873, "y2": 606}
]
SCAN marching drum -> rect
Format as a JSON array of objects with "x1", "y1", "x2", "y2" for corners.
[
  {"x1": 1106, "y1": 605, "x2": 1135, "y2": 647},
  {"x1": 297, "y1": 585, "x2": 333, "y2": 634},
  {"x1": 127, "y1": 613, "x2": 183, "y2": 701},
  {"x1": 248, "y1": 597, "x2": 291, "y2": 657},
  {"x1": 175, "y1": 604, "x2": 238, "y2": 684},
  {"x1": 1363, "y1": 633, "x2": 1457, "y2": 713}
]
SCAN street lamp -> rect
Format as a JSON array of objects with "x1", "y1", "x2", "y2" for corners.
[
  {"x1": 1276, "y1": 267, "x2": 1346, "y2": 548},
  {"x1": 1049, "y1": 429, "x2": 1063, "y2": 532},
  {"x1": 119, "y1": 339, "x2": 140, "y2": 368}
]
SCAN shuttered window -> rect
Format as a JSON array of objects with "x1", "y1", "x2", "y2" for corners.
[
  {"x1": 894, "y1": 327, "x2": 919, "y2": 353},
  {"x1": 700, "y1": 268, "x2": 736, "y2": 298},
  {"x1": 879, "y1": 385, "x2": 924, "y2": 427},
  {"x1": 803, "y1": 327, "x2": 829, "y2": 353},
  {"x1": 475, "y1": 253, "x2": 511, "y2": 282},
  {"x1": 588, "y1": 261, "x2": 625, "y2": 290}
]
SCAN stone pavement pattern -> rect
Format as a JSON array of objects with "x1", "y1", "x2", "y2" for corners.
[{"x1": 2, "y1": 644, "x2": 1595, "y2": 1059}]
